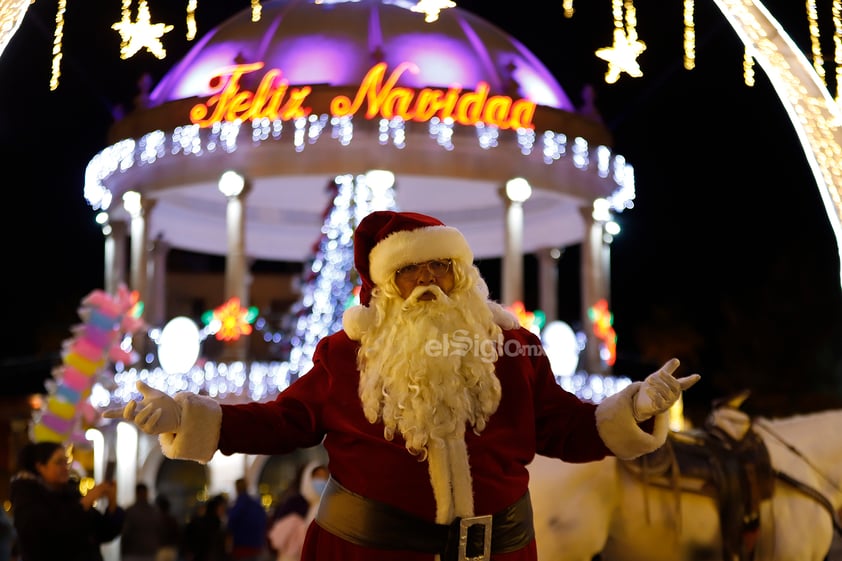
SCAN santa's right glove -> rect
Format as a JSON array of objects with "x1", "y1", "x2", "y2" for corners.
[
  {"x1": 103, "y1": 380, "x2": 182, "y2": 434},
  {"x1": 632, "y1": 358, "x2": 701, "y2": 422}
]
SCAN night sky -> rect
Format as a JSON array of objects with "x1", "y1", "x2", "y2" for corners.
[{"x1": 1, "y1": 0, "x2": 841, "y2": 419}]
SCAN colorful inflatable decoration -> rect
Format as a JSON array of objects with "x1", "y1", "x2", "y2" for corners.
[{"x1": 31, "y1": 284, "x2": 145, "y2": 444}]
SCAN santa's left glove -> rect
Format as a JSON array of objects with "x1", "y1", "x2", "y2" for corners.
[
  {"x1": 102, "y1": 380, "x2": 182, "y2": 434},
  {"x1": 632, "y1": 358, "x2": 701, "y2": 422}
]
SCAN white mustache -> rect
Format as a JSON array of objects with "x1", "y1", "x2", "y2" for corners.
[{"x1": 402, "y1": 285, "x2": 449, "y2": 308}]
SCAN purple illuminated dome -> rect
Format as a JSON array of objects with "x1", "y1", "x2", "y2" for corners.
[{"x1": 149, "y1": 0, "x2": 574, "y2": 110}]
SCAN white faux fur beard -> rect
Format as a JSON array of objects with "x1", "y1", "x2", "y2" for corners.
[{"x1": 357, "y1": 283, "x2": 503, "y2": 521}]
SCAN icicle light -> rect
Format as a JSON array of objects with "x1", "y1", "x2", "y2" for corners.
[
  {"x1": 807, "y1": 0, "x2": 826, "y2": 86},
  {"x1": 833, "y1": 0, "x2": 842, "y2": 101},
  {"x1": 49, "y1": 0, "x2": 66, "y2": 91},
  {"x1": 563, "y1": 0, "x2": 574, "y2": 18},
  {"x1": 683, "y1": 0, "x2": 695, "y2": 70},
  {"x1": 743, "y1": 49, "x2": 755, "y2": 87},
  {"x1": 251, "y1": 0, "x2": 261, "y2": 22},
  {"x1": 186, "y1": 0, "x2": 197, "y2": 40}
]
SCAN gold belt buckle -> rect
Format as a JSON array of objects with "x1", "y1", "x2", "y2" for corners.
[{"x1": 458, "y1": 514, "x2": 492, "y2": 561}]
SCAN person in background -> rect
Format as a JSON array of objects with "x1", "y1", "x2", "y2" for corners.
[
  {"x1": 105, "y1": 210, "x2": 700, "y2": 561},
  {"x1": 154, "y1": 494, "x2": 181, "y2": 561},
  {"x1": 121, "y1": 482, "x2": 162, "y2": 561},
  {"x1": 0, "y1": 507, "x2": 16, "y2": 561},
  {"x1": 268, "y1": 461, "x2": 328, "y2": 561},
  {"x1": 182, "y1": 494, "x2": 229, "y2": 561},
  {"x1": 226, "y1": 478, "x2": 268, "y2": 561},
  {"x1": 10, "y1": 441, "x2": 124, "y2": 561}
]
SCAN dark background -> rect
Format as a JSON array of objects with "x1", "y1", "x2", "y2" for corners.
[{"x1": 1, "y1": 0, "x2": 840, "y2": 420}]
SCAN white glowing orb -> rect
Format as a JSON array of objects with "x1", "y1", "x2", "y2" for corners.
[
  {"x1": 158, "y1": 317, "x2": 201, "y2": 374},
  {"x1": 541, "y1": 321, "x2": 580, "y2": 378}
]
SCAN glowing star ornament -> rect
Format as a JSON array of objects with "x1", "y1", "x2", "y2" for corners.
[
  {"x1": 112, "y1": 0, "x2": 173, "y2": 60},
  {"x1": 411, "y1": 0, "x2": 456, "y2": 23},
  {"x1": 205, "y1": 297, "x2": 258, "y2": 342},
  {"x1": 596, "y1": 29, "x2": 646, "y2": 84}
]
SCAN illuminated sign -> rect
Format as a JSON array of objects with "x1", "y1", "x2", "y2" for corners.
[{"x1": 189, "y1": 61, "x2": 536, "y2": 130}]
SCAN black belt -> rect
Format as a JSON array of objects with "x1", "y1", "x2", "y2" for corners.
[{"x1": 315, "y1": 476, "x2": 534, "y2": 561}]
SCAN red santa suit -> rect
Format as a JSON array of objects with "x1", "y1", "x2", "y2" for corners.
[{"x1": 155, "y1": 211, "x2": 671, "y2": 561}]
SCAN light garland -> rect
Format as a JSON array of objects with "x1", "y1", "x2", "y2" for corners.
[
  {"x1": 807, "y1": 0, "x2": 826, "y2": 86},
  {"x1": 683, "y1": 0, "x2": 695, "y2": 70},
  {"x1": 833, "y1": 0, "x2": 842, "y2": 102},
  {"x1": 185, "y1": 0, "x2": 197, "y2": 40},
  {"x1": 563, "y1": 0, "x2": 574, "y2": 19},
  {"x1": 49, "y1": 0, "x2": 65, "y2": 90},
  {"x1": 0, "y1": 0, "x2": 31, "y2": 59}
]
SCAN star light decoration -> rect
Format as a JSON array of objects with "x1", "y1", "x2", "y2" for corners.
[
  {"x1": 112, "y1": 0, "x2": 173, "y2": 60},
  {"x1": 203, "y1": 297, "x2": 259, "y2": 342},
  {"x1": 595, "y1": 0, "x2": 646, "y2": 84}
]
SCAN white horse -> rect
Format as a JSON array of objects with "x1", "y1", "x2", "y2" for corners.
[{"x1": 528, "y1": 408, "x2": 842, "y2": 561}]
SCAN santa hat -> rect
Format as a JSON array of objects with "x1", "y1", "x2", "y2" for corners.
[{"x1": 353, "y1": 210, "x2": 473, "y2": 306}]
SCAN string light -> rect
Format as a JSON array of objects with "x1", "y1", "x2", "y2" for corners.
[
  {"x1": 833, "y1": 0, "x2": 842, "y2": 102},
  {"x1": 807, "y1": 0, "x2": 826, "y2": 86},
  {"x1": 250, "y1": 0, "x2": 261, "y2": 22},
  {"x1": 186, "y1": 0, "x2": 197, "y2": 40},
  {"x1": 563, "y1": 0, "x2": 574, "y2": 18},
  {"x1": 683, "y1": 0, "x2": 695, "y2": 70},
  {"x1": 49, "y1": 0, "x2": 66, "y2": 90},
  {"x1": 743, "y1": 49, "x2": 755, "y2": 87}
]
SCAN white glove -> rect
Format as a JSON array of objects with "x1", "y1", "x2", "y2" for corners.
[
  {"x1": 102, "y1": 381, "x2": 181, "y2": 434},
  {"x1": 632, "y1": 358, "x2": 701, "y2": 422}
]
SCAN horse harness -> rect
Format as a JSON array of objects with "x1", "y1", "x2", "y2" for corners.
[{"x1": 620, "y1": 423, "x2": 775, "y2": 561}]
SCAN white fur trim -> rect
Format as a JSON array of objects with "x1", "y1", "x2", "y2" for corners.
[
  {"x1": 488, "y1": 301, "x2": 520, "y2": 330},
  {"x1": 159, "y1": 392, "x2": 221, "y2": 464},
  {"x1": 369, "y1": 226, "x2": 472, "y2": 286},
  {"x1": 595, "y1": 382, "x2": 670, "y2": 460},
  {"x1": 343, "y1": 301, "x2": 519, "y2": 341},
  {"x1": 342, "y1": 304, "x2": 376, "y2": 341}
]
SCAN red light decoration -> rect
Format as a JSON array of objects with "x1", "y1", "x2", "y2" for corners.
[
  {"x1": 588, "y1": 298, "x2": 617, "y2": 366},
  {"x1": 210, "y1": 297, "x2": 258, "y2": 342}
]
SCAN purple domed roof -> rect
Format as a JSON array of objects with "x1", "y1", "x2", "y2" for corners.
[{"x1": 149, "y1": 0, "x2": 574, "y2": 111}]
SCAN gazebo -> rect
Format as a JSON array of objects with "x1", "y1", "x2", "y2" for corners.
[{"x1": 48, "y1": 0, "x2": 639, "y2": 530}]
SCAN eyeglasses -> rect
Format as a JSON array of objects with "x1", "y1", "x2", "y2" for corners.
[{"x1": 395, "y1": 259, "x2": 453, "y2": 281}]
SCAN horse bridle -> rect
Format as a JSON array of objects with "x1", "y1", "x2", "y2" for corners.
[{"x1": 754, "y1": 418, "x2": 842, "y2": 535}]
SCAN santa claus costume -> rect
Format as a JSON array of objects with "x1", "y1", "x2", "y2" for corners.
[{"x1": 152, "y1": 211, "x2": 672, "y2": 561}]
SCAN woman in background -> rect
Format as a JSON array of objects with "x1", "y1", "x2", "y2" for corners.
[
  {"x1": 267, "y1": 461, "x2": 329, "y2": 561},
  {"x1": 9, "y1": 441, "x2": 124, "y2": 561}
]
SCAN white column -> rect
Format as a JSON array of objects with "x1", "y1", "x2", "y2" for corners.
[
  {"x1": 148, "y1": 235, "x2": 170, "y2": 328},
  {"x1": 103, "y1": 220, "x2": 128, "y2": 295},
  {"x1": 219, "y1": 171, "x2": 252, "y2": 362},
  {"x1": 579, "y1": 206, "x2": 611, "y2": 375},
  {"x1": 125, "y1": 194, "x2": 155, "y2": 361},
  {"x1": 536, "y1": 247, "x2": 559, "y2": 323},
  {"x1": 500, "y1": 178, "x2": 532, "y2": 307}
]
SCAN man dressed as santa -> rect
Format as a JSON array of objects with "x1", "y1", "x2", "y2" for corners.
[{"x1": 105, "y1": 210, "x2": 700, "y2": 561}]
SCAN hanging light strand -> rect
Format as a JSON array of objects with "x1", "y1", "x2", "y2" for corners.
[
  {"x1": 251, "y1": 0, "x2": 261, "y2": 22},
  {"x1": 186, "y1": 0, "x2": 197, "y2": 40},
  {"x1": 49, "y1": 0, "x2": 66, "y2": 90},
  {"x1": 807, "y1": 0, "x2": 827, "y2": 86},
  {"x1": 833, "y1": 0, "x2": 842, "y2": 102},
  {"x1": 683, "y1": 0, "x2": 695, "y2": 70},
  {"x1": 743, "y1": 49, "x2": 755, "y2": 87},
  {"x1": 563, "y1": 0, "x2": 574, "y2": 18}
]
